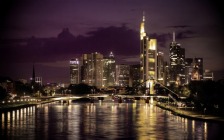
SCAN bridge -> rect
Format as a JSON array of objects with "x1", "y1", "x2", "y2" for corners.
[{"x1": 38, "y1": 78, "x2": 186, "y2": 106}]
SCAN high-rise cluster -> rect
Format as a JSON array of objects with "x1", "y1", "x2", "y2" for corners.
[
  {"x1": 70, "y1": 52, "x2": 137, "y2": 88},
  {"x1": 69, "y1": 14, "x2": 214, "y2": 93}
]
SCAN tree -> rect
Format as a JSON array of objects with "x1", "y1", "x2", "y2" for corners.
[
  {"x1": 0, "y1": 86, "x2": 7, "y2": 100},
  {"x1": 68, "y1": 83, "x2": 92, "y2": 95}
]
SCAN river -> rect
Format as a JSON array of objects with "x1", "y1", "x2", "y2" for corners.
[{"x1": 1, "y1": 101, "x2": 224, "y2": 139}]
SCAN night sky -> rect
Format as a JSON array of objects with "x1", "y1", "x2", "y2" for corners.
[{"x1": 0, "y1": 0, "x2": 224, "y2": 84}]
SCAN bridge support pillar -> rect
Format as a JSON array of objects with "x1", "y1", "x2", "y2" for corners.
[
  {"x1": 118, "y1": 97, "x2": 122, "y2": 103},
  {"x1": 145, "y1": 97, "x2": 149, "y2": 103},
  {"x1": 98, "y1": 97, "x2": 104, "y2": 101},
  {"x1": 90, "y1": 98, "x2": 94, "y2": 103}
]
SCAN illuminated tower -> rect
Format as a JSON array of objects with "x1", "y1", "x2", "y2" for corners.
[
  {"x1": 103, "y1": 52, "x2": 116, "y2": 87},
  {"x1": 140, "y1": 13, "x2": 157, "y2": 94},
  {"x1": 169, "y1": 32, "x2": 185, "y2": 85},
  {"x1": 70, "y1": 58, "x2": 80, "y2": 84},
  {"x1": 81, "y1": 52, "x2": 103, "y2": 87}
]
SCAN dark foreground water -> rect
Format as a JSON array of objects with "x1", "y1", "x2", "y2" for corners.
[{"x1": 1, "y1": 101, "x2": 224, "y2": 139}]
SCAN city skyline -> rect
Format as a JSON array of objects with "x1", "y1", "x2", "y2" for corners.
[{"x1": 0, "y1": 0, "x2": 224, "y2": 83}]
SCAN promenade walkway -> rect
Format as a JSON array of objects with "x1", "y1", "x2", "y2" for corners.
[{"x1": 157, "y1": 102, "x2": 224, "y2": 123}]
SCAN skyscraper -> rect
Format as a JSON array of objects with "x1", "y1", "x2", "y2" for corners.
[
  {"x1": 116, "y1": 64, "x2": 130, "y2": 87},
  {"x1": 130, "y1": 64, "x2": 140, "y2": 87},
  {"x1": 157, "y1": 51, "x2": 165, "y2": 85},
  {"x1": 70, "y1": 58, "x2": 80, "y2": 84},
  {"x1": 81, "y1": 52, "x2": 103, "y2": 87},
  {"x1": 103, "y1": 52, "x2": 116, "y2": 87},
  {"x1": 140, "y1": 13, "x2": 157, "y2": 94},
  {"x1": 169, "y1": 32, "x2": 185, "y2": 85}
]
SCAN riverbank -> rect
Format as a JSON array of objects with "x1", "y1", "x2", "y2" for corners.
[
  {"x1": 0, "y1": 100, "x2": 57, "y2": 112},
  {"x1": 0, "y1": 102, "x2": 38, "y2": 112},
  {"x1": 156, "y1": 102, "x2": 224, "y2": 123}
]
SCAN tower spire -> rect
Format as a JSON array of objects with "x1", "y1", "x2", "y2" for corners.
[
  {"x1": 140, "y1": 11, "x2": 146, "y2": 40},
  {"x1": 173, "y1": 31, "x2": 175, "y2": 42}
]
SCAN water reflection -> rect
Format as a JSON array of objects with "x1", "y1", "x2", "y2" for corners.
[{"x1": 0, "y1": 102, "x2": 223, "y2": 139}]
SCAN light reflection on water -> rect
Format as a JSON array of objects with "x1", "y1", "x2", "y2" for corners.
[{"x1": 0, "y1": 102, "x2": 224, "y2": 139}]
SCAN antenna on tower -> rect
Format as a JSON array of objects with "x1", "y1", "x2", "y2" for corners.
[
  {"x1": 142, "y1": 11, "x2": 145, "y2": 22},
  {"x1": 173, "y1": 31, "x2": 175, "y2": 42}
]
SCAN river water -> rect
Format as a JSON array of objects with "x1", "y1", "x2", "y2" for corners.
[{"x1": 1, "y1": 101, "x2": 224, "y2": 139}]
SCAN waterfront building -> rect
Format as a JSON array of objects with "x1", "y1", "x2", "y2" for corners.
[
  {"x1": 169, "y1": 32, "x2": 185, "y2": 85},
  {"x1": 81, "y1": 52, "x2": 104, "y2": 87},
  {"x1": 140, "y1": 13, "x2": 157, "y2": 94},
  {"x1": 70, "y1": 58, "x2": 80, "y2": 84},
  {"x1": 103, "y1": 52, "x2": 116, "y2": 87}
]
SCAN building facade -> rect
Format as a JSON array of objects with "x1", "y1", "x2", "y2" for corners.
[
  {"x1": 157, "y1": 51, "x2": 165, "y2": 85},
  {"x1": 130, "y1": 64, "x2": 140, "y2": 87},
  {"x1": 140, "y1": 14, "x2": 157, "y2": 94},
  {"x1": 116, "y1": 64, "x2": 130, "y2": 87},
  {"x1": 70, "y1": 58, "x2": 80, "y2": 84},
  {"x1": 169, "y1": 32, "x2": 185, "y2": 85},
  {"x1": 203, "y1": 69, "x2": 214, "y2": 81},
  {"x1": 103, "y1": 52, "x2": 116, "y2": 87},
  {"x1": 81, "y1": 52, "x2": 104, "y2": 87},
  {"x1": 185, "y1": 57, "x2": 204, "y2": 83}
]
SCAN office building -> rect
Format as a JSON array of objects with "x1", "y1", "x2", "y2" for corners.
[
  {"x1": 103, "y1": 52, "x2": 116, "y2": 87},
  {"x1": 116, "y1": 64, "x2": 130, "y2": 87},
  {"x1": 140, "y1": 14, "x2": 157, "y2": 94},
  {"x1": 130, "y1": 64, "x2": 140, "y2": 87},
  {"x1": 70, "y1": 58, "x2": 80, "y2": 84},
  {"x1": 169, "y1": 32, "x2": 185, "y2": 85},
  {"x1": 81, "y1": 52, "x2": 104, "y2": 87}
]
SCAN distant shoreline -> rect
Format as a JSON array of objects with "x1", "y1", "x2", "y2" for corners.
[
  {"x1": 156, "y1": 103, "x2": 224, "y2": 123},
  {"x1": 0, "y1": 100, "x2": 56, "y2": 112}
]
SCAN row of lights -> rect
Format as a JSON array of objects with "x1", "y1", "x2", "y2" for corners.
[{"x1": 1, "y1": 99, "x2": 41, "y2": 104}]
